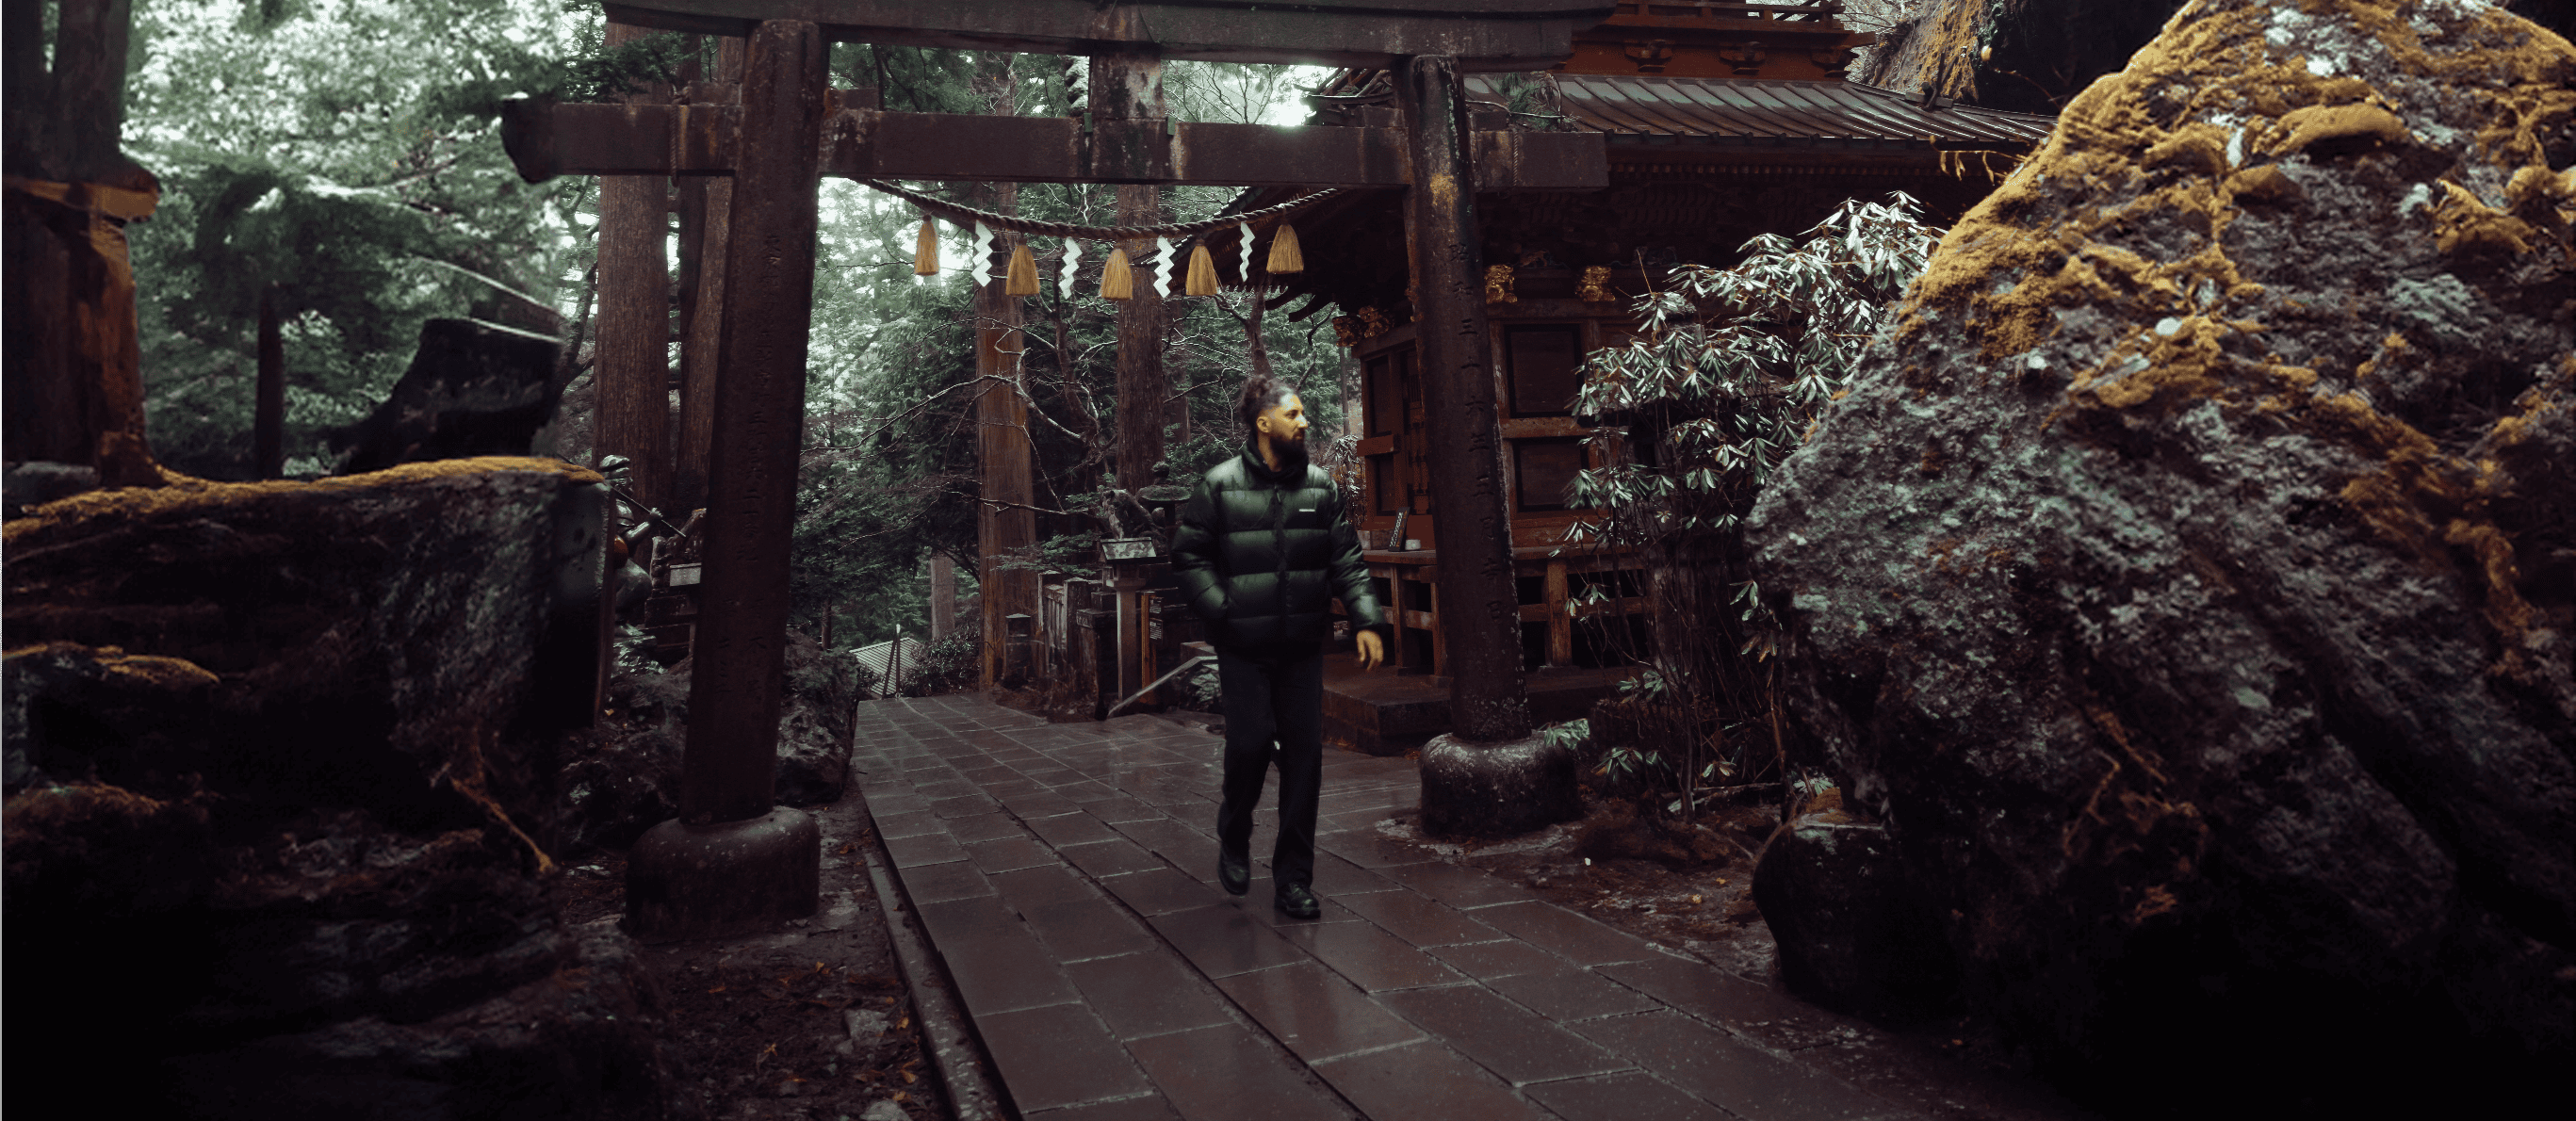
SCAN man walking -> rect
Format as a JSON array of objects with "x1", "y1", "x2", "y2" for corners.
[{"x1": 1170, "y1": 373, "x2": 1387, "y2": 918}]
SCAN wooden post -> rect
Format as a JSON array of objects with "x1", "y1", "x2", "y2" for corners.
[
  {"x1": 1544, "y1": 560, "x2": 1573, "y2": 668},
  {"x1": 1394, "y1": 55, "x2": 1530, "y2": 744},
  {"x1": 1387, "y1": 568, "x2": 1410, "y2": 670},
  {"x1": 594, "y1": 21, "x2": 674, "y2": 511},
  {"x1": 673, "y1": 36, "x2": 742, "y2": 517},
  {"x1": 253, "y1": 284, "x2": 285, "y2": 479},
  {"x1": 596, "y1": 508, "x2": 619, "y2": 721},
  {"x1": 1428, "y1": 579, "x2": 1446, "y2": 674},
  {"x1": 1343, "y1": 345, "x2": 1365, "y2": 441},
  {"x1": 680, "y1": 19, "x2": 826, "y2": 825},
  {"x1": 1092, "y1": 48, "x2": 1168, "y2": 493}
]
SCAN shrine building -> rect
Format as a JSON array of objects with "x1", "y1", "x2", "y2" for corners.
[{"x1": 1227, "y1": 0, "x2": 2055, "y2": 752}]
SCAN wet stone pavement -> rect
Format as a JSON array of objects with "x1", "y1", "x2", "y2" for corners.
[{"x1": 854, "y1": 694, "x2": 2008, "y2": 1121}]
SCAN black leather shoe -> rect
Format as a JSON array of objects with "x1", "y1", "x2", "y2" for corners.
[
  {"x1": 1217, "y1": 852, "x2": 1250, "y2": 896},
  {"x1": 1274, "y1": 883, "x2": 1321, "y2": 919}
]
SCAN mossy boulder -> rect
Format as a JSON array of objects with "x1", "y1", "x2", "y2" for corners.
[
  {"x1": 4, "y1": 459, "x2": 687, "y2": 1116},
  {"x1": 1752, "y1": 804, "x2": 1958, "y2": 1020},
  {"x1": 1750, "y1": 0, "x2": 2573, "y2": 1111}
]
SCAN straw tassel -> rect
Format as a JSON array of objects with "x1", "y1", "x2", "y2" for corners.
[
  {"x1": 1184, "y1": 243, "x2": 1218, "y2": 297},
  {"x1": 1266, "y1": 222, "x2": 1304, "y2": 273},
  {"x1": 1100, "y1": 247, "x2": 1133, "y2": 301},
  {"x1": 912, "y1": 218, "x2": 939, "y2": 275},
  {"x1": 1004, "y1": 241, "x2": 1040, "y2": 297}
]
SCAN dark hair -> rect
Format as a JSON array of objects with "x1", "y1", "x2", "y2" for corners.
[{"x1": 1234, "y1": 373, "x2": 1296, "y2": 434}]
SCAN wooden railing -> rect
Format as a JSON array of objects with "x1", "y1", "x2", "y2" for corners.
[{"x1": 1358, "y1": 544, "x2": 1650, "y2": 674}]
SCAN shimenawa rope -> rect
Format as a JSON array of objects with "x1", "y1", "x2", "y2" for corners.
[{"x1": 856, "y1": 178, "x2": 1342, "y2": 241}]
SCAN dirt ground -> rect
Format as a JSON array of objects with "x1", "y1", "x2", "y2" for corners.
[
  {"x1": 1376, "y1": 777, "x2": 2053, "y2": 1095},
  {"x1": 1375, "y1": 783, "x2": 1787, "y2": 980},
  {"x1": 557, "y1": 818, "x2": 945, "y2": 1121}
]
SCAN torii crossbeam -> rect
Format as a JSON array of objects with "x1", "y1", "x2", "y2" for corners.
[
  {"x1": 547, "y1": 0, "x2": 1611, "y2": 941},
  {"x1": 601, "y1": 0, "x2": 1612, "y2": 68}
]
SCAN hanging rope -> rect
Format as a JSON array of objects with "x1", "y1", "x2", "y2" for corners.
[{"x1": 856, "y1": 178, "x2": 1345, "y2": 241}]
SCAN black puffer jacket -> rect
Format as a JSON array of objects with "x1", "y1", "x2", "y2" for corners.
[{"x1": 1170, "y1": 444, "x2": 1386, "y2": 656}]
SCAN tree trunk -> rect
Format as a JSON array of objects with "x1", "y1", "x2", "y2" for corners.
[
  {"x1": 1857, "y1": 0, "x2": 2185, "y2": 115},
  {"x1": 1, "y1": 0, "x2": 164, "y2": 487},
  {"x1": 975, "y1": 69, "x2": 1039, "y2": 690},
  {"x1": 254, "y1": 284, "x2": 285, "y2": 478},
  {"x1": 593, "y1": 22, "x2": 674, "y2": 510},
  {"x1": 1094, "y1": 49, "x2": 1168, "y2": 492},
  {"x1": 976, "y1": 223, "x2": 1038, "y2": 689},
  {"x1": 929, "y1": 552, "x2": 956, "y2": 642},
  {"x1": 673, "y1": 35, "x2": 743, "y2": 518}
]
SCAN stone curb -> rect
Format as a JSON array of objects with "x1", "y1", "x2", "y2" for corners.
[{"x1": 856, "y1": 794, "x2": 1012, "y2": 1121}]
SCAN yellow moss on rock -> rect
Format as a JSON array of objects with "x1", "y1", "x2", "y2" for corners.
[
  {"x1": 99, "y1": 651, "x2": 219, "y2": 691},
  {"x1": 1903, "y1": 0, "x2": 2573, "y2": 374},
  {"x1": 3, "y1": 642, "x2": 220, "y2": 692},
  {"x1": 2068, "y1": 313, "x2": 2268, "y2": 412},
  {"x1": 1, "y1": 456, "x2": 603, "y2": 546},
  {"x1": 2144, "y1": 122, "x2": 2234, "y2": 175},
  {"x1": 1895, "y1": 0, "x2": 2574, "y2": 682},
  {"x1": 2433, "y1": 180, "x2": 2540, "y2": 255},
  {"x1": 2266, "y1": 102, "x2": 2413, "y2": 155}
]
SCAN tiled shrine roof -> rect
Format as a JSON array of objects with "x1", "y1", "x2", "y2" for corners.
[{"x1": 1464, "y1": 73, "x2": 2057, "y2": 150}]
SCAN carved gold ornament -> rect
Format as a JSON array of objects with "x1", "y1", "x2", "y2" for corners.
[{"x1": 1577, "y1": 265, "x2": 1614, "y2": 302}]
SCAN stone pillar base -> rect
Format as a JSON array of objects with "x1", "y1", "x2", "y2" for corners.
[
  {"x1": 624, "y1": 806, "x2": 820, "y2": 943},
  {"x1": 1418, "y1": 733, "x2": 1582, "y2": 839}
]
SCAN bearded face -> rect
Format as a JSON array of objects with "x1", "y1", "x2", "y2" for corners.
[
  {"x1": 1269, "y1": 423, "x2": 1311, "y2": 474},
  {"x1": 1257, "y1": 392, "x2": 1311, "y2": 474}
]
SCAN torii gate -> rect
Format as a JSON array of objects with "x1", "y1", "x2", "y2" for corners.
[{"x1": 508, "y1": 0, "x2": 1612, "y2": 939}]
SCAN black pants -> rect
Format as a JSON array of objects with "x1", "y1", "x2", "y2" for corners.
[{"x1": 1215, "y1": 644, "x2": 1325, "y2": 890}]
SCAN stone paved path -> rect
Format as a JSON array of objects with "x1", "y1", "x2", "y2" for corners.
[{"x1": 852, "y1": 694, "x2": 1963, "y2": 1121}]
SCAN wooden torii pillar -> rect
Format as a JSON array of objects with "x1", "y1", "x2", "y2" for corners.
[{"x1": 508, "y1": 0, "x2": 1612, "y2": 939}]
